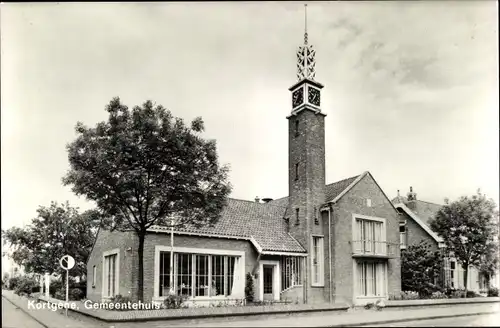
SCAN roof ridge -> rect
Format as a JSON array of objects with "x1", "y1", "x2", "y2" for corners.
[
  {"x1": 325, "y1": 174, "x2": 360, "y2": 187},
  {"x1": 270, "y1": 195, "x2": 289, "y2": 202},
  {"x1": 228, "y1": 197, "x2": 288, "y2": 210},
  {"x1": 411, "y1": 199, "x2": 444, "y2": 207}
]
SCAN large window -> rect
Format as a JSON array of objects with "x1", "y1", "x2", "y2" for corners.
[
  {"x1": 450, "y1": 260, "x2": 456, "y2": 288},
  {"x1": 312, "y1": 236, "x2": 324, "y2": 286},
  {"x1": 357, "y1": 261, "x2": 386, "y2": 297},
  {"x1": 280, "y1": 256, "x2": 302, "y2": 291},
  {"x1": 399, "y1": 223, "x2": 407, "y2": 249},
  {"x1": 104, "y1": 253, "x2": 117, "y2": 297},
  {"x1": 158, "y1": 252, "x2": 240, "y2": 298},
  {"x1": 355, "y1": 218, "x2": 384, "y2": 254}
]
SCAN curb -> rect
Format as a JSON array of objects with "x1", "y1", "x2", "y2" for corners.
[
  {"x1": 2, "y1": 295, "x2": 49, "y2": 328},
  {"x1": 37, "y1": 297, "x2": 350, "y2": 323},
  {"x1": 325, "y1": 310, "x2": 499, "y2": 327}
]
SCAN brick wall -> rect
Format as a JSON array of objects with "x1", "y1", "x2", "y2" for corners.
[
  {"x1": 332, "y1": 173, "x2": 402, "y2": 304},
  {"x1": 86, "y1": 229, "x2": 138, "y2": 302},
  {"x1": 280, "y1": 286, "x2": 303, "y2": 303},
  {"x1": 399, "y1": 210, "x2": 439, "y2": 252},
  {"x1": 287, "y1": 108, "x2": 326, "y2": 303}
]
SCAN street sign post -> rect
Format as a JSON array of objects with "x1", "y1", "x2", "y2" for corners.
[{"x1": 59, "y1": 255, "x2": 75, "y2": 317}]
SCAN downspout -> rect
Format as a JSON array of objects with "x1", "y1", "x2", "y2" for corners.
[
  {"x1": 252, "y1": 253, "x2": 262, "y2": 276},
  {"x1": 328, "y1": 204, "x2": 333, "y2": 303},
  {"x1": 169, "y1": 217, "x2": 174, "y2": 295}
]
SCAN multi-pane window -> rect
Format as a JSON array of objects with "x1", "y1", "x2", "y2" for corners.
[
  {"x1": 211, "y1": 255, "x2": 225, "y2": 296},
  {"x1": 357, "y1": 261, "x2": 386, "y2": 297},
  {"x1": 312, "y1": 236, "x2": 324, "y2": 286},
  {"x1": 104, "y1": 253, "x2": 117, "y2": 297},
  {"x1": 280, "y1": 257, "x2": 302, "y2": 291},
  {"x1": 158, "y1": 252, "x2": 239, "y2": 298},
  {"x1": 399, "y1": 223, "x2": 407, "y2": 248},
  {"x1": 356, "y1": 219, "x2": 384, "y2": 254},
  {"x1": 159, "y1": 252, "x2": 172, "y2": 296},
  {"x1": 450, "y1": 261, "x2": 456, "y2": 288},
  {"x1": 177, "y1": 253, "x2": 192, "y2": 297},
  {"x1": 195, "y1": 255, "x2": 210, "y2": 296}
]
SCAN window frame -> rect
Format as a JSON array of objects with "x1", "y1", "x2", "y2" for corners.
[
  {"x1": 102, "y1": 249, "x2": 120, "y2": 299},
  {"x1": 311, "y1": 235, "x2": 325, "y2": 287},
  {"x1": 352, "y1": 214, "x2": 387, "y2": 255},
  {"x1": 280, "y1": 256, "x2": 303, "y2": 291},
  {"x1": 355, "y1": 260, "x2": 387, "y2": 297},
  {"x1": 154, "y1": 246, "x2": 245, "y2": 302},
  {"x1": 92, "y1": 265, "x2": 96, "y2": 288},
  {"x1": 399, "y1": 222, "x2": 407, "y2": 249}
]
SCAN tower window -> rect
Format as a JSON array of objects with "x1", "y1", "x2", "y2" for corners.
[
  {"x1": 295, "y1": 120, "x2": 299, "y2": 137},
  {"x1": 314, "y1": 207, "x2": 319, "y2": 225},
  {"x1": 295, "y1": 163, "x2": 299, "y2": 180},
  {"x1": 295, "y1": 208, "x2": 300, "y2": 225}
]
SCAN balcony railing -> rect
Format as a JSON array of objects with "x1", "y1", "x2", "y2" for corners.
[{"x1": 351, "y1": 240, "x2": 398, "y2": 258}]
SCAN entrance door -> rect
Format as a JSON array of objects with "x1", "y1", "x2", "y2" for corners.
[{"x1": 263, "y1": 265, "x2": 274, "y2": 301}]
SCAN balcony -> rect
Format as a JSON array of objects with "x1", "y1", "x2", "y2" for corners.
[{"x1": 351, "y1": 240, "x2": 398, "y2": 258}]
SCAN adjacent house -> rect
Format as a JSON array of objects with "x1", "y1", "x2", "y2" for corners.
[
  {"x1": 393, "y1": 187, "x2": 498, "y2": 292},
  {"x1": 86, "y1": 29, "x2": 402, "y2": 306}
]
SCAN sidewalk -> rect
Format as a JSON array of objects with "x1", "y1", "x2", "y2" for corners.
[
  {"x1": 2, "y1": 290, "x2": 104, "y2": 328},
  {"x1": 110, "y1": 302, "x2": 500, "y2": 327}
]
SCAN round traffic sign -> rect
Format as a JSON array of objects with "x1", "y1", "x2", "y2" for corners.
[{"x1": 59, "y1": 255, "x2": 75, "y2": 270}]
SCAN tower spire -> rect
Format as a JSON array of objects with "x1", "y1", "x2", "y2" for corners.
[{"x1": 296, "y1": 3, "x2": 316, "y2": 81}]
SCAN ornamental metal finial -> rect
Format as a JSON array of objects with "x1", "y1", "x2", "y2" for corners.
[
  {"x1": 296, "y1": 4, "x2": 316, "y2": 81},
  {"x1": 304, "y1": 4, "x2": 308, "y2": 45}
]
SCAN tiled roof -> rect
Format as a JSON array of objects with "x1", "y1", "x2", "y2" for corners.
[
  {"x1": 325, "y1": 175, "x2": 360, "y2": 202},
  {"x1": 151, "y1": 175, "x2": 361, "y2": 254},
  {"x1": 150, "y1": 198, "x2": 305, "y2": 253},
  {"x1": 268, "y1": 196, "x2": 289, "y2": 208},
  {"x1": 406, "y1": 200, "x2": 443, "y2": 226},
  {"x1": 267, "y1": 174, "x2": 361, "y2": 207}
]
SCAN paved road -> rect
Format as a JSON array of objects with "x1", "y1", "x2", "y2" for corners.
[
  {"x1": 2, "y1": 297, "x2": 45, "y2": 328},
  {"x1": 366, "y1": 312, "x2": 500, "y2": 327}
]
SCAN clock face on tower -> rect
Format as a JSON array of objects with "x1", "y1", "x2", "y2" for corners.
[
  {"x1": 292, "y1": 88, "x2": 304, "y2": 108},
  {"x1": 308, "y1": 87, "x2": 321, "y2": 107}
]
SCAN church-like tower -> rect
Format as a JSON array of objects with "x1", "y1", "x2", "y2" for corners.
[{"x1": 287, "y1": 4, "x2": 326, "y2": 303}]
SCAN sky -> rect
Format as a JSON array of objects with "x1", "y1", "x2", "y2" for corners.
[{"x1": 1, "y1": 1, "x2": 498, "y2": 240}]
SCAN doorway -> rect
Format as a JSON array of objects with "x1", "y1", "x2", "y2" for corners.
[
  {"x1": 263, "y1": 265, "x2": 274, "y2": 300},
  {"x1": 259, "y1": 260, "x2": 280, "y2": 301}
]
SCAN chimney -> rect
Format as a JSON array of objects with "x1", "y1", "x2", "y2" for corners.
[
  {"x1": 262, "y1": 198, "x2": 273, "y2": 203},
  {"x1": 407, "y1": 186, "x2": 417, "y2": 210},
  {"x1": 254, "y1": 196, "x2": 260, "y2": 203}
]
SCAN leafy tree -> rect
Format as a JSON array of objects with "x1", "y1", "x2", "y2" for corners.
[
  {"x1": 429, "y1": 191, "x2": 499, "y2": 297},
  {"x1": 2, "y1": 202, "x2": 100, "y2": 281},
  {"x1": 62, "y1": 97, "x2": 231, "y2": 301},
  {"x1": 401, "y1": 241, "x2": 443, "y2": 298}
]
